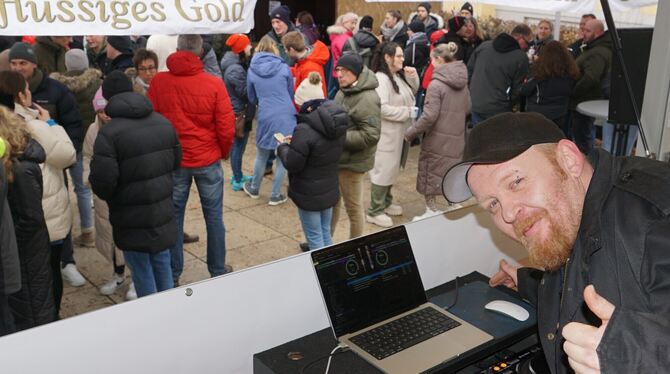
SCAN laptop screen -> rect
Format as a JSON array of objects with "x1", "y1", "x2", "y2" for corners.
[{"x1": 311, "y1": 226, "x2": 427, "y2": 337}]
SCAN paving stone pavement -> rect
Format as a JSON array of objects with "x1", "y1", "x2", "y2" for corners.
[{"x1": 61, "y1": 138, "x2": 453, "y2": 319}]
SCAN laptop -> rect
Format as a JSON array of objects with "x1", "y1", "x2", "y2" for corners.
[{"x1": 311, "y1": 226, "x2": 493, "y2": 374}]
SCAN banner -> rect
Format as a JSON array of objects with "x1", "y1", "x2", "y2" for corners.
[
  {"x1": 0, "y1": 0, "x2": 257, "y2": 35},
  {"x1": 364, "y1": 0, "x2": 657, "y2": 13}
]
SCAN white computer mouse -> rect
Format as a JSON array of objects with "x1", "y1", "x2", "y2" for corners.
[{"x1": 484, "y1": 300, "x2": 530, "y2": 322}]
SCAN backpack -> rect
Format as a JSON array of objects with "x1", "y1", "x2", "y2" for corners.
[{"x1": 343, "y1": 38, "x2": 373, "y2": 68}]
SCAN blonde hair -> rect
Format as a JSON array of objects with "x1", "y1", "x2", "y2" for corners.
[
  {"x1": 538, "y1": 19, "x2": 554, "y2": 32},
  {"x1": 256, "y1": 35, "x2": 279, "y2": 55},
  {"x1": 0, "y1": 105, "x2": 30, "y2": 182},
  {"x1": 338, "y1": 12, "x2": 358, "y2": 26},
  {"x1": 431, "y1": 42, "x2": 458, "y2": 62}
]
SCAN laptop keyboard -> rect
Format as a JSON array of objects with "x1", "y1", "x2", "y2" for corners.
[{"x1": 349, "y1": 307, "x2": 461, "y2": 360}]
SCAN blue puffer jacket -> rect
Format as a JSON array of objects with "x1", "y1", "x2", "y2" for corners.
[
  {"x1": 247, "y1": 52, "x2": 296, "y2": 150},
  {"x1": 220, "y1": 51, "x2": 248, "y2": 113}
]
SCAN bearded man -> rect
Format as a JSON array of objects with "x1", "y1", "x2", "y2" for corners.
[{"x1": 442, "y1": 112, "x2": 670, "y2": 374}]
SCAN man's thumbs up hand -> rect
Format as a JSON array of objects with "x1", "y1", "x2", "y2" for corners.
[{"x1": 562, "y1": 285, "x2": 615, "y2": 374}]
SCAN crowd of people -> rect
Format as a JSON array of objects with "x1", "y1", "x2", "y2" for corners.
[{"x1": 0, "y1": 2, "x2": 617, "y2": 336}]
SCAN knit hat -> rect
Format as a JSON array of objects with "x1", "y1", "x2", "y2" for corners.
[
  {"x1": 92, "y1": 87, "x2": 107, "y2": 112},
  {"x1": 448, "y1": 16, "x2": 467, "y2": 33},
  {"x1": 359, "y1": 15, "x2": 374, "y2": 30},
  {"x1": 418, "y1": 2, "x2": 432, "y2": 12},
  {"x1": 65, "y1": 49, "x2": 89, "y2": 72},
  {"x1": 461, "y1": 2, "x2": 474, "y2": 16},
  {"x1": 226, "y1": 34, "x2": 250, "y2": 55},
  {"x1": 409, "y1": 21, "x2": 426, "y2": 33},
  {"x1": 294, "y1": 72, "x2": 325, "y2": 107},
  {"x1": 107, "y1": 36, "x2": 133, "y2": 55},
  {"x1": 271, "y1": 5, "x2": 291, "y2": 27},
  {"x1": 8, "y1": 42, "x2": 37, "y2": 64},
  {"x1": 102, "y1": 71, "x2": 133, "y2": 100},
  {"x1": 336, "y1": 53, "x2": 363, "y2": 77}
]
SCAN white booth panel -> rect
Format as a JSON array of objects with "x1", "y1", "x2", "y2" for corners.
[{"x1": 0, "y1": 206, "x2": 526, "y2": 374}]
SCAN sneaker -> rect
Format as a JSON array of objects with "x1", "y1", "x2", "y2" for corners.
[
  {"x1": 99, "y1": 273, "x2": 125, "y2": 295},
  {"x1": 61, "y1": 263, "x2": 86, "y2": 287},
  {"x1": 243, "y1": 182, "x2": 260, "y2": 199},
  {"x1": 384, "y1": 204, "x2": 403, "y2": 216},
  {"x1": 125, "y1": 282, "x2": 137, "y2": 300},
  {"x1": 411, "y1": 208, "x2": 442, "y2": 222},
  {"x1": 299, "y1": 242, "x2": 310, "y2": 252},
  {"x1": 231, "y1": 175, "x2": 253, "y2": 191},
  {"x1": 183, "y1": 232, "x2": 200, "y2": 244},
  {"x1": 366, "y1": 213, "x2": 393, "y2": 228},
  {"x1": 268, "y1": 194, "x2": 288, "y2": 206},
  {"x1": 74, "y1": 231, "x2": 95, "y2": 247}
]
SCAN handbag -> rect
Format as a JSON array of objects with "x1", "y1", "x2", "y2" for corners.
[{"x1": 234, "y1": 112, "x2": 246, "y2": 138}]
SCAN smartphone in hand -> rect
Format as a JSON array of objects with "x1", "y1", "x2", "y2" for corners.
[{"x1": 274, "y1": 133, "x2": 286, "y2": 143}]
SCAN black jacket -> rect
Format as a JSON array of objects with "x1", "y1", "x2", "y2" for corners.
[
  {"x1": 104, "y1": 53, "x2": 134, "y2": 77},
  {"x1": 468, "y1": 33, "x2": 529, "y2": 116},
  {"x1": 520, "y1": 76, "x2": 574, "y2": 121},
  {"x1": 404, "y1": 32, "x2": 430, "y2": 75},
  {"x1": 437, "y1": 32, "x2": 482, "y2": 65},
  {"x1": 518, "y1": 150, "x2": 670, "y2": 374},
  {"x1": 0, "y1": 161, "x2": 20, "y2": 299},
  {"x1": 342, "y1": 30, "x2": 381, "y2": 68},
  {"x1": 89, "y1": 92, "x2": 182, "y2": 253},
  {"x1": 29, "y1": 69, "x2": 83, "y2": 152},
  {"x1": 7, "y1": 139, "x2": 55, "y2": 331},
  {"x1": 276, "y1": 101, "x2": 347, "y2": 211}
]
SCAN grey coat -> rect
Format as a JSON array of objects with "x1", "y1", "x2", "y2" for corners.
[{"x1": 405, "y1": 61, "x2": 470, "y2": 196}]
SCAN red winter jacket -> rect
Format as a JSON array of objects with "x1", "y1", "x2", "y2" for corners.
[
  {"x1": 148, "y1": 51, "x2": 235, "y2": 168},
  {"x1": 290, "y1": 40, "x2": 329, "y2": 97}
]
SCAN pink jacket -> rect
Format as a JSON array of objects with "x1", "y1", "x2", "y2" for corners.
[{"x1": 327, "y1": 25, "x2": 353, "y2": 78}]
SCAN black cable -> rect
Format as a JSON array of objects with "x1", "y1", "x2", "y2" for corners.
[
  {"x1": 298, "y1": 345, "x2": 349, "y2": 374},
  {"x1": 443, "y1": 276, "x2": 459, "y2": 310}
]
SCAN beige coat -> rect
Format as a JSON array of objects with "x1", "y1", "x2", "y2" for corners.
[
  {"x1": 83, "y1": 120, "x2": 124, "y2": 265},
  {"x1": 405, "y1": 61, "x2": 470, "y2": 196},
  {"x1": 370, "y1": 72, "x2": 418, "y2": 186},
  {"x1": 15, "y1": 104, "x2": 76, "y2": 241}
]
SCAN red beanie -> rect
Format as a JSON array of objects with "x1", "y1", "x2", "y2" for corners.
[{"x1": 226, "y1": 34, "x2": 250, "y2": 54}]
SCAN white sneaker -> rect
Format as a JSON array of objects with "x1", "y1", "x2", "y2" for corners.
[
  {"x1": 125, "y1": 282, "x2": 137, "y2": 300},
  {"x1": 412, "y1": 208, "x2": 443, "y2": 222},
  {"x1": 61, "y1": 263, "x2": 86, "y2": 287},
  {"x1": 384, "y1": 204, "x2": 403, "y2": 216},
  {"x1": 99, "y1": 273, "x2": 125, "y2": 295},
  {"x1": 366, "y1": 213, "x2": 394, "y2": 228}
]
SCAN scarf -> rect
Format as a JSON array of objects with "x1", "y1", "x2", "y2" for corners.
[{"x1": 381, "y1": 20, "x2": 405, "y2": 42}]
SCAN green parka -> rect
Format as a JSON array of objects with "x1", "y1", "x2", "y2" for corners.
[
  {"x1": 570, "y1": 33, "x2": 612, "y2": 109},
  {"x1": 335, "y1": 67, "x2": 381, "y2": 173}
]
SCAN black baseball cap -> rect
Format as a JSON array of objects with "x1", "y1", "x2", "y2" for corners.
[{"x1": 442, "y1": 112, "x2": 565, "y2": 203}]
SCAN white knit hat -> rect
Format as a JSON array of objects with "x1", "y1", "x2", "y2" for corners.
[{"x1": 294, "y1": 72, "x2": 325, "y2": 107}]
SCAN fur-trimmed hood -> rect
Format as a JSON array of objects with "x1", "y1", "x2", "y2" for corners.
[
  {"x1": 327, "y1": 24, "x2": 349, "y2": 36},
  {"x1": 407, "y1": 11, "x2": 444, "y2": 29},
  {"x1": 50, "y1": 68, "x2": 102, "y2": 94}
]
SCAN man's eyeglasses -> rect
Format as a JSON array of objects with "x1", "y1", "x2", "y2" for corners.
[{"x1": 137, "y1": 66, "x2": 157, "y2": 72}]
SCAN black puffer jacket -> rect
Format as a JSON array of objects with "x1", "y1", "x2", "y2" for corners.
[
  {"x1": 104, "y1": 53, "x2": 134, "y2": 76},
  {"x1": 29, "y1": 69, "x2": 83, "y2": 152},
  {"x1": 7, "y1": 139, "x2": 55, "y2": 331},
  {"x1": 520, "y1": 76, "x2": 574, "y2": 122},
  {"x1": 342, "y1": 30, "x2": 381, "y2": 68},
  {"x1": 0, "y1": 161, "x2": 20, "y2": 300},
  {"x1": 89, "y1": 92, "x2": 182, "y2": 253},
  {"x1": 277, "y1": 100, "x2": 348, "y2": 211}
]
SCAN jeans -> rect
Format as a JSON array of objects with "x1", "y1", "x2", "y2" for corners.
[
  {"x1": 123, "y1": 249, "x2": 173, "y2": 297},
  {"x1": 471, "y1": 112, "x2": 493, "y2": 126},
  {"x1": 230, "y1": 131, "x2": 250, "y2": 182},
  {"x1": 251, "y1": 147, "x2": 286, "y2": 199},
  {"x1": 602, "y1": 121, "x2": 638, "y2": 156},
  {"x1": 298, "y1": 208, "x2": 333, "y2": 251},
  {"x1": 331, "y1": 169, "x2": 366, "y2": 239},
  {"x1": 569, "y1": 110, "x2": 595, "y2": 154},
  {"x1": 171, "y1": 162, "x2": 226, "y2": 281},
  {"x1": 69, "y1": 152, "x2": 93, "y2": 229}
]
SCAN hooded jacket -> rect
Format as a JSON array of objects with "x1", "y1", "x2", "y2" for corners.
[
  {"x1": 406, "y1": 61, "x2": 470, "y2": 196},
  {"x1": 87, "y1": 41, "x2": 108, "y2": 72},
  {"x1": 520, "y1": 75, "x2": 574, "y2": 122},
  {"x1": 570, "y1": 33, "x2": 612, "y2": 109},
  {"x1": 7, "y1": 138, "x2": 55, "y2": 331},
  {"x1": 50, "y1": 68, "x2": 102, "y2": 135},
  {"x1": 297, "y1": 24, "x2": 320, "y2": 45},
  {"x1": 15, "y1": 104, "x2": 76, "y2": 242},
  {"x1": 148, "y1": 51, "x2": 235, "y2": 167},
  {"x1": 201, "y1": 44, "x2": 222, "y2": 79},
  {"x1": 408, "y1": 12, "x2": 444, "y2": 39},
  {"x1": 220, "y1": 51, "x2": 249, "y2": 113},
  {"x1": 334, "y1": 66, "x2": 381, "y2": 173},
  {"x1": 89, "y1": 92, "x2": 181, "y2": 253},
  {"x1": 247, "y1": 52, "x2": 297, "y2": 150},
  {"x1": 266, "y1": 23, "x2": 305, "y2": 66},
  {"x1": 104, "y1": 53, "x2": 134, "y2": 76},
  {"x1": 276, "y1": 100, "x2": 348, "y2": 211},
  {"x1": 327, "y1": 25, "x2": 354, "y2": 78},
  {"x1": 291, "y1": 40, "x2": 330, "y2": 97},
  {"x1": 342, "y1": 30, "x2": 381, "y2": 68},
  {"x1": 34, "y1": 36, "x2": 67, "y2": 75},
  {"x1": 467, "y1": 33, "x2": 529, "y2": 116},
  {"x1": 404, "y1": 32, "x2": 430, "y2": 75},
  {"x1": 517, "y1": 150, "x2": 670, "y2": 374}
]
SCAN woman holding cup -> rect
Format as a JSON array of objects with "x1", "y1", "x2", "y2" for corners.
[{"x1": 366, "y1": 41, "x2": 419, "y2": 228}]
